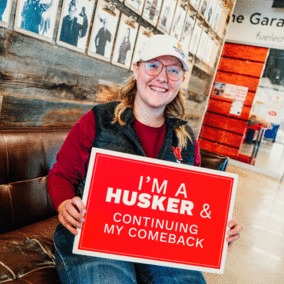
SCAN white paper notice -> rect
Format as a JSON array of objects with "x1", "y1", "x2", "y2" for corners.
[{"x1": 230, "y1": 100, "x2": 243, "y2": 116}]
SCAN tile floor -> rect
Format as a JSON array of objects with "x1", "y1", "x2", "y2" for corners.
[
  {"x1": 237, "y1": 139, "x2": 284, "y2": 179},
  {"x1": 203, "y1": 164, "x2": 284, "y2": 283}
]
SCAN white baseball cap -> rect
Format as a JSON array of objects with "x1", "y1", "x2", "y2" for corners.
[{"x1": 135, "y1": 34, "x2": 189, "y2": 71}]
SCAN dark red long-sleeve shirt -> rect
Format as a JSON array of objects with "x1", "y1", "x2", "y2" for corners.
[{"x1": 48, "y1": 110, "x2": 201, "y2": 211}]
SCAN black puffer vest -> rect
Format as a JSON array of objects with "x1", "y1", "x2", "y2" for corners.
[{"x1": 76, "y1": 101, "x2": 195, "y2": 197}]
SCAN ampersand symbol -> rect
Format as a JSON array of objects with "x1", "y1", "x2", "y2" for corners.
[{"x1": 200, "y1": 204, "x2": 211, "y2": 219}]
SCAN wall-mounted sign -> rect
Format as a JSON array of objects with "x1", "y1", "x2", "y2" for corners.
[
  {"x1": 213, "y1": 82, "x2": 248, "y2": 102},
  {"x1": 226, "y1": 0, "x2": 284, "y2": 49},
  {"x1": 73, "y1": 148, "x2": 237, "y2": 274}
]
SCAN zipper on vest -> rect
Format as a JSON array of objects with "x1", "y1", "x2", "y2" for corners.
[{"x1": 118, "y1": 125, "x2": 147, "y2": 157}]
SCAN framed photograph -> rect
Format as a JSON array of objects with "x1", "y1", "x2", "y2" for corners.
[
  {"x1": 88, "y1": 0, "x2": 120, "y2": 62},
  {"x1": 112, "y1": 14, "x2": 138, "y2": 69},
  {"x1": 209, "y1": 0, "x2": 218, "y2": 26},
  {"x1": 201, "y1": 32, "x2": 211, "y2": 64},
  {"x1": 142, "y1": 0, "x2": 163, "y2": 26},
  {"x1": 199, "y1": 0, "x2": 208, "y2": 17},
  {"x1": 208, "y1": 40, "x2": 219, "y2": 68},
  {"x1": 196, "y1": 30, "x2": 208, "y2": 61},
  {"x1": 125, "y1": 0, "x2": 146, "y2": 15},
  {"x1": 180, "y1": 11, "x2": 195, "y2": 50},
  {"x1": 205, "y1": 0, "x2": 215, "y2": 24},
  {"x1": 157, "y1": 0, "x2": 177, "y2": 34},
  {"x1": 203, "y1": 36, "x2": 214, "y2": 65},
  {"x1": 170, "y1": 1, "x2": 186, "y2": 40},
  {"x1": 212, "y1": 1, "x2": 222, "y2": 31},
  {"x1": 190, "y1": 0, "x2": 200, "y2": 10},
  {"x1": 188, "y1": 21, "x2": 202, "y2": 55},
  {"x1": 14, "y1": 0, "x2": 60, "y2": 42},
  {"x1": 131, "y1": 26, "x2": 153, "y2": 71},
  {"x1": 57, "y1": 0, "x2": 95, "y2": 53},
  {"x1": 0, "y1": 0, "x2": 13, "y2": 27}
]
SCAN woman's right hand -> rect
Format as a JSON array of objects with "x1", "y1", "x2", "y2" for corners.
[{"x1": 58, "y1": 197, "x2": 86, "y2": 235}]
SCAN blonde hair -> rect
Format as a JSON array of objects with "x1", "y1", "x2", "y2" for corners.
[{"x1": 112, "y1": 76, "x2": 192, "y2": 149}]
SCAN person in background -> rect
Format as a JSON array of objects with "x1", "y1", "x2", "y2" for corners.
[{"x1": 48, "y1": 34, "x2": 242, "y2": 284}]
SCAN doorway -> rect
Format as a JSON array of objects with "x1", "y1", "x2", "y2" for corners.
[{"x1": 238, "y1": 48, "x2": 284, "y2": 178}]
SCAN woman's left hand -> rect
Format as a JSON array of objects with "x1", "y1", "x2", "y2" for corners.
[{"x1": 227, "y1": 216, "x2": 243, "y2": 251}]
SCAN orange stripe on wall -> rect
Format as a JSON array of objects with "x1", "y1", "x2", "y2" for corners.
[
  {"x1": 210, "y1": 92, "x2": 256, "y2": 107},
  {"x1": 221, "y1": 43, "x2": 268, "y2": 62},
  {"x1": 206, "y1": 99, "x2": 251, "y2": 120},
  {"x1": 200, "y1": 125, "x2": 243, "y2": 148},
  {"x1": 215, "y1": 72, "x2": 260, "y2": 92},
  {"x1": 202, "y1": 112, "x2": 248, "y2": 134},
  {"x1": 218, "y1": 57, "x2": 264, "y2": 77},
  {"x1": 199, "y1": 139, "x2": 240, "y2": 158}
]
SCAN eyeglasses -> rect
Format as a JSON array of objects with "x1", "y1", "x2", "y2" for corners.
[{"x1": 143, "y1": 59, "x2": 184, "y2": 81}]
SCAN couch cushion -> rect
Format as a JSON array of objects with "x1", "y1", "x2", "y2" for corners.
[
  {"x1": 0, "y1": 129, "x2": 70, "y2": 185},
  {"x1": 0, "y1": 132, "x2": 45, "y2": 184},
  {"x1": 0, "y1": 216, "x2": 60, "y2": 283},
  {"x1": 0, "y1": 177, "x2": 56, "y2": 234}
]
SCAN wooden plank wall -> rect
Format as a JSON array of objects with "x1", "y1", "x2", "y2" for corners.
[
  {"x1": 0, "y1": 0, "x2": 212, "y2": 133},
  {"x1": 199, "y1": 42, "x2": 269, "y2": 161},
  {"x1": 0, "y1": 28, "x2": 129, "y2": 128}
]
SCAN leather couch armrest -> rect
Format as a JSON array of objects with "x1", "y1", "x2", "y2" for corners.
[{"x1": 200, "y1": 149, "x2": 229, "y2": 171}]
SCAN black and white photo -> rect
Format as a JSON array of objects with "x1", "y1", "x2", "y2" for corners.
[
  {"x1": 15, "y1": 0, "x2": 59, "y2": 41},
  {"x1": 0, "y1": 0, "x2": 13, "y2": 26},
  {"x1": 57, "y1": 0, "x2": 94, "y2": 52},
  {"x1": 170, "y1": 2, "x2": 186, "y2": 40},
  {"x1": 212, "y1": 1, "x2": 222, "y2": 31},
  {"x1": 199, "y1": 0, "x2": 208, "y2": 16},
  {"x1": 180, "y1": 12, "x2": 195, "y2": 50},
  {"x1": 112, "y1": 14, "x2": 138, "y2": 69},
  {"x1": 142, "y1": 0, "x2": 163, "y2": 26},
  {"x1": 158, "y1": 0, "x2": 177, "y2": 33},
  {"x1": 205, "y1": 0, "x2": 215, "y2": 24},
  {"x1": 203, "y1": 35, "x2": 214, "y2": 65},
  {"x1": 125, "y1": 0, "x2": 146, "y2": 15},
  {"x1": 208, "y1": 0, "x2": 218, "y2": 26},
  {"x1": 196, "y1": 30, "x2": 208, "y2": 60},
  {"x1": 188, "y1": 21, "x2": 202, "y2": 55},
  {"x1": 88, "y1": 0, "x2": 119, "y2": 61},
  {"x1": 208, "y1": 40, "x2": 219, "y2": 67}
]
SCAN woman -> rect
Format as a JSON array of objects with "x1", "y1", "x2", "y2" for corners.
[{"x1": 48, "y1": 34, "x2": 242, "y2": 284}]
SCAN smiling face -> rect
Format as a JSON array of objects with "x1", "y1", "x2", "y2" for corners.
[{"x1": 133, "y1": 55, "x2": 184, "y2": 114}]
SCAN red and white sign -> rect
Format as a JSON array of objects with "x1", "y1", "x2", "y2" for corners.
[{"x1": 73, "y1": 148, "x2": 238, "y2": 274}]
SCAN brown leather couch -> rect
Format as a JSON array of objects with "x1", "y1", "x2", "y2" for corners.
[{"x1": 0, "y1": 128, "x2": 228, "y2": 283}]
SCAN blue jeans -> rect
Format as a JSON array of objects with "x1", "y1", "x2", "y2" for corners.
[{"x1": 54, "y1": 224, "x2": 207, "y2": 284}]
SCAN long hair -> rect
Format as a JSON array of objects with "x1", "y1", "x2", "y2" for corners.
[{"x1": 112, "y1": 75, "x2": 192, "y2": 149}]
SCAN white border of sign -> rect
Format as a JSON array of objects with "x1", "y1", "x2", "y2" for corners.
[{"x1": 73, "y1": 148, "x2": 238, "y2": 274}]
